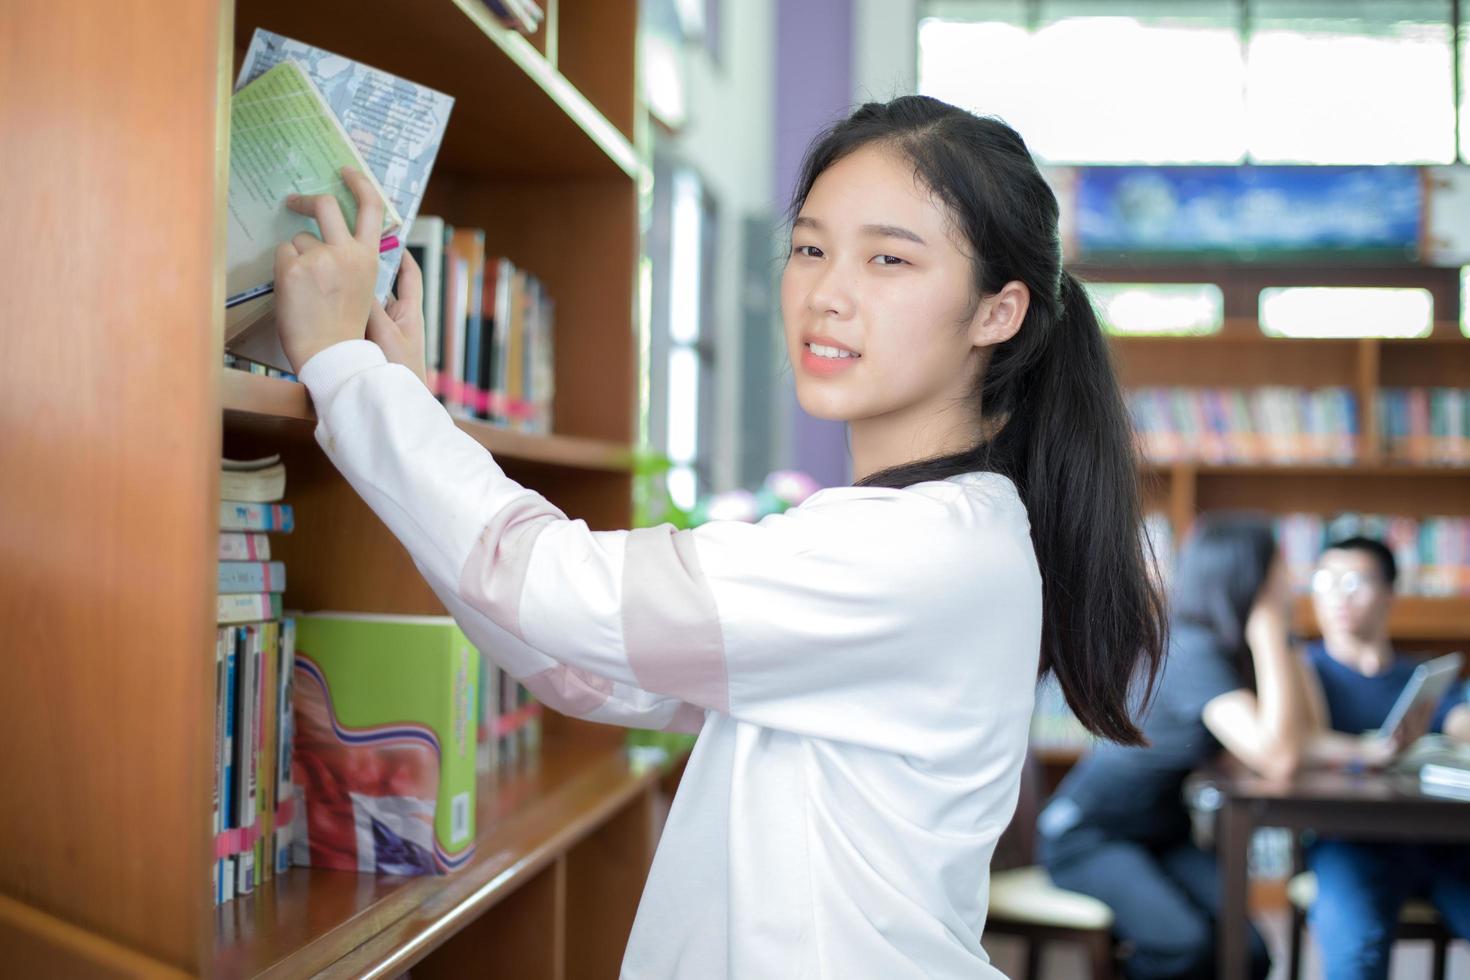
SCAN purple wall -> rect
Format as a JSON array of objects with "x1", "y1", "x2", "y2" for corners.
[{"x1": 775, "y1": 0, "x2": 853, "y2": 488}]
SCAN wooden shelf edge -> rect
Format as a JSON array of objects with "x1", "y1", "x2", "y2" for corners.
[
  {"x1": 220, "y1": 369, "x2": 633, "y2": 472},
  {"x1": 1295, "y1": 595, "x2": 1470, "y2": 641},
  {"x1": 219, "y1": 738, "x2": 658, "y2": 980},
  {"x1": 448, "y1": 0, "x2": 641, "y2": 181}
]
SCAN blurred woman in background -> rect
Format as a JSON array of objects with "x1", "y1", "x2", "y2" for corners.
[{"x1": 1037, "y1": 514, "x2": 1311, "y2": 980}]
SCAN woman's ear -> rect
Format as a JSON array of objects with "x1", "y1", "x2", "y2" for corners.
[{"x1": 968, "y1": 280, "x2": 1030, "y2": 348}]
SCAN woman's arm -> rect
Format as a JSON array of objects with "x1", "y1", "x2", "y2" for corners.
[{"x1": 1200, "y1": 560, "x2": 1309, "y2": 780}]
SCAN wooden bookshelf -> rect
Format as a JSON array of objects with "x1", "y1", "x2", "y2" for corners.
[
  {"x1": 3, "y1": 0, "x2": 656, "y2": 976},
  {"x1": 222, "y1": 370, "x2": 635, "y2": 473}
]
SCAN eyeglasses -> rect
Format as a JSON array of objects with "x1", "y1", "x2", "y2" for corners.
[{"x1": 1311, "y1": 568, "x2": 1381, "y2": 598}]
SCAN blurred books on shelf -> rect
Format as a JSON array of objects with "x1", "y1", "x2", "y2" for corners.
[
  {"x1": 481, "y1": 0, "x2": 545, "y2": 34},
  {"x1": 1378, "y1": 388, "x2": 1470, "y2": 465},
  {"x1": 1276, "y1": 512, "x2": 1470, "y2": 597},
  {"x1": 1127, "y1": 386, "x2": 1358, "y2": 465},
  {"x1": 415, "y1": 214, "x2": 557, "y2": 435}
]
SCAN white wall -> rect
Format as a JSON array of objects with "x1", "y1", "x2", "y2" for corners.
[{"x1": 854, "y1": 0, "x2": 919, "y2": 104}]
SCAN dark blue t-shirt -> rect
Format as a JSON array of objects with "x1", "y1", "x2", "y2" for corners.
[{"x1": 1304, "y1": 641, "x2": 1466, "y2": 735}]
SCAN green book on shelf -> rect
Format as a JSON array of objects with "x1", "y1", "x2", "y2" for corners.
[{"x1": 287, "y1": 613, "x2": 478, "y2": 876}]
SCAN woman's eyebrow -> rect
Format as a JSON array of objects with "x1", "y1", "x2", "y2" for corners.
[{"x1": 792, "y1": 216, "x2": 926, "y2": 246}]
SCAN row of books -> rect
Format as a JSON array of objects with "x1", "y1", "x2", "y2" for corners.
[
  {"x1": 1378, "y1": 388, "x2": 1470, "y2": 465},
  {"x1": 215, "y1": 455, "x2": 296, "y2": 905},
  {"x1": 1276, "y1": 512, "x2": 1470, "y2": 597},
  {"x1": 408, "y1": 216, "x2": 556, "y2": 434},
  {"x1": 1127, "y1": 387, "x2": 1359, "y2": 465},
  {"x1": 214, "y1": 619, "x2": 295, "y2": 904}
]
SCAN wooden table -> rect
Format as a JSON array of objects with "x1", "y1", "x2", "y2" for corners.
[{"x1": 1197, "y1": 767, "x2": 1470, "y2": 979}]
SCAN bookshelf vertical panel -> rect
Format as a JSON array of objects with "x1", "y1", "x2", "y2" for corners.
[
  {"x1": 0, "y1": 0, "x2": 228, "y2": 969},
  {"x1": 555, "y1": 0, "x2": 638, "y2": 141},
  {"x1": 563, "y1": 789, "x2": 655, "y2": 980},
  {"x1": 410, "y1": 860, "x2": 563, "y2": 980}
]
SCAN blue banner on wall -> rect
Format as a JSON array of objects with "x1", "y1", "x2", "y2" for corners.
[{"x1": 1075, "y1": 166, "x2": 1421, "y2": 258}]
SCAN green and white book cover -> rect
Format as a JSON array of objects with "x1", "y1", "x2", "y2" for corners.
[{"x1": 289, "y1": 613, "x2": 478, "y2": 875}]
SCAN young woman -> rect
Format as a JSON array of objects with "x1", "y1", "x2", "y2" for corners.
[
  {"x1": 271, "y1": 95, "x2": 1165, "y2": 978},
  {"x1": 1038, "y1": 515, "x2": 1308, "y2": 980}
]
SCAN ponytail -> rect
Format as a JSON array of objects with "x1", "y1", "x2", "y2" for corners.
[{"x1": 790, "y1": 96, "x2": 1166, "y2": 745}]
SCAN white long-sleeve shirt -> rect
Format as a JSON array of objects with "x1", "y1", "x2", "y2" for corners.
[{"x1": 299, "y1": 340, "x2": 1043, "y2": 979}]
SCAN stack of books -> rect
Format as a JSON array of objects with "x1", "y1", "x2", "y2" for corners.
[
  {"x1": 1378, "y1": 388, "x2": 1470, "y2": 465},
  {"x1": 214, "y1": 456, "x2": 296, "y2": 905},
  {"x1": 406, "y1": 217, "x2": 556, "y2": 435},
  {"x1": 1126, "y1": 386, "x2": 1358, "y2": 465}
]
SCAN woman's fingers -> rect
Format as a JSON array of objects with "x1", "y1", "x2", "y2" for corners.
[
  {"x1": 285, "y1": 191, "x2": 352, "y2": 244},
  {"x1": 291, "y1": 232, "x2": 322, "y2": 254},
  {"x1": 395, "y1": 248, "x2": 423, "y2": 311},
  {"x1": 341, "y1": 166, "x2": 386, "y2": 247}
]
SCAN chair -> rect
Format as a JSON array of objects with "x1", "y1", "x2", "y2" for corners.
[
  {"x1": 986, "y1": 753, "x2": 1120, "y2": 980},
  {"x1": 1284, "y1": 837, "x2": 1456, "y2": 980}
]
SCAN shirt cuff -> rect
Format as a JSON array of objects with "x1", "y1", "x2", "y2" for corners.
[{"x1": 298, "y1": 340, "x2": 388, "y2": 413}]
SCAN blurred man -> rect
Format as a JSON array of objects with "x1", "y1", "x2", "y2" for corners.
[{"x1": 1299, "y1": 536, "x2": 1470, "y2": 980}]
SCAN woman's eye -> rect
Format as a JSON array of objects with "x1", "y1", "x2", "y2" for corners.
[
  {"x1": 873, "y1": 254, "x2": 906, "y2": 267},
  {"x1": 792, "y1": 245, "x2": 823, "y2": 259}
]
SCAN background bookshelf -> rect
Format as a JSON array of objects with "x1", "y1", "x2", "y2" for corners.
[
  {"x1": 3, "y1": 0, "x2": 659, "y2": 976},
  {"x1": 1093, "y1": 261, "x2": 1470, "y2": 657}
]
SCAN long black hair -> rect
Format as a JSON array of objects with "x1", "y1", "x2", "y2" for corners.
[
  {"x1": 789, "y1": 96, "x2": 1165, "y2": 745},
  {"x1": 1170, "y1": 513, "x2": 1279, "y2": 689}
]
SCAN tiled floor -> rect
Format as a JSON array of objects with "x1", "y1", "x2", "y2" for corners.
[{"x1": 986, "y1": 909, "x2": 1470, "y2": 979}]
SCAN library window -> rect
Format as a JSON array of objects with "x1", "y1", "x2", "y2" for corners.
[
  {"x1": 1087, "y1": 282, "x2": 1224, "y2": 336},
  {"x1": 1258, "y1": 286, "x2": 1435, "y2": 338},
  {"x1": 919, "y1": 0, "x2": 1460, "y2": 165},
  {"x1": 648, "y1": 162, "x2": 719, "y2": 511}
]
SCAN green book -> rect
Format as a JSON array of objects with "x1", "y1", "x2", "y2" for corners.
[
  {"x1": 225, "y1": 59, "x2": 401, "y2": 307},
  {"x1": 289, "y1": 613, "x2": 478, "y2": 876}
]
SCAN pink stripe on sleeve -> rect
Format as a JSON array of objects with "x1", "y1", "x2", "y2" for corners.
[
  {"x1": 458, "y1": 494, "x2": 564, "y2": 641},
  {"x1": 621, "y1": 526, "x2": 729, "y2": 714},
  {"x1": 521, "y1": 664, "x2": 613, "y2": 716}
]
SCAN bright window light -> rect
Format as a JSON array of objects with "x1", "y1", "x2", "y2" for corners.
[
  {"x1": 1088, "y1": 282, "x2": 1224, "y2": 336},
  {"x1": 1259, "y1": 287, "x2": 1433, "y2": 338},
  {"x1": 668, "y1": 465, "x2": 698, "y2": 512},
  {"x1": 918, "y1": 11, "x2": 1246, "y2": 163},
  {"x1": 1462, "y1": 267, "x2": 1470, "y2": 337},
  {"x1": 668, "y1": 170, "x2": 704, "y2": 345},
  {"x1": 666, "y1": 345, "x2": 700, "y2": 463},
  {"x1": 1247, "y1": 23, "x2": 1455, "y2": 164}
]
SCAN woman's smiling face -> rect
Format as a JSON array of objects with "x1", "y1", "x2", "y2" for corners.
[{"x1": 780, "y1": 143, "x2": 989, "y2": 427}]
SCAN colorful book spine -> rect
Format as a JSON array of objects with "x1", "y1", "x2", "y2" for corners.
[
  {"x1": 219, "y1": 532, "x2": 272, "y2": 561},
  {"x1": 220, "y1": 501, "x2": 295, "y2": 533},
  {"x1": 218, "y1": 561, "x2": 287, "y2": 594},
  {"x1": 234, "y1": 625, "x2": 259, "y2": 895},
  {"x1": 221, "y1": 628, "x2": 238, "y2": 904},
  {"x1": 217, "y1": 592, "x2": 284, "y2": 624},
  {"x1": 275, "y1": 618, "x2": 297, "y2": 873}
]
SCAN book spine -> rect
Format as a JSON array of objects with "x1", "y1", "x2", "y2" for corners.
[
  {"x1": 221, "y1": 628, "x2": 238, "y2": 903},
  {"x1": 218, "y1": 532, "x2": 271, "y2": 561},
  {"x1": 217, "y1": 592, "x2": 284, "y2": 624},
  {"x1": 258, "y1": 622, "x2": 277, "y2": 884},
  {"x1": 214, "y1": 628, "x2": 226, "y2": 905},
  {"x1": 217, "y1": 561, "x2": 288, "y2": 594},
  {"x1": 234, "y1": 626, "x2": 258, "y2": 896},
  {"x1": 275, "y1": 618, "x2": 296, "y2": 873},
  {"x1": 220, "y1": 501, "x2": 295, "y2": 533}
]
